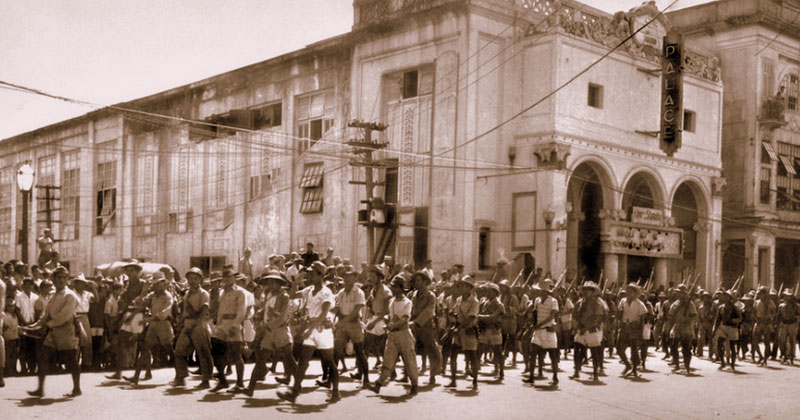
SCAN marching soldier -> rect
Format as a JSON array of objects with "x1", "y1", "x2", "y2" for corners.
[
  {"x1": 777, "y1": 290, "x2": 798, "y2": 365},
  {"x1": 333, "y1": 268, "x2": 369, "y2": 387},
  {"x1": 243, "y1": 272, "x2": 296, "y2": 396},
  {"x1": 669, "y1": 285, "x2": 697, "y2": 374},
  {"x1": 410, "y1": 271, "x2": 442, "y2": 385},
  {"x1": 525, "y1": 279, "x2": 558, "y2": 385},
  {"x1": 26, "y1": 266, "x2": 82, "y2": 398},
  {"x1": 210, "y1": 268, "x2": 247, "y2": 393},
  {"x1": 570, "y1": 281, "x2": 605, "y2": 381},
  {"x1": 617, "y1": 284, "x2": 648, "y2": 378},
  {"x1": 478, "y1": 282, "x2": 505, "y2": 382},
  {"x1": 125, "y1": 271, "x2": 174, "y2": 385},
  {"x1": 366, "y1": 276, "x2": 419, "y2": 396},
  {"x1": 172, "y1": 267, "x2": 213, "y2": 389},
  {"x1": 713, "y1": 291, "x2": 742, "y2": 371},
  {"x1": 446, "y1": 275, "x2": 480, "y2": 390}
]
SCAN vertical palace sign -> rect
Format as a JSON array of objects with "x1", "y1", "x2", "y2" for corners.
[{"x1": 660, "y1": 31, "x2": 683, "y2": 157}]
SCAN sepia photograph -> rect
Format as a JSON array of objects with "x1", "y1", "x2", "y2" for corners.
[{"x1": 0, "y1": 0, "x2": 798, "y2": 418}]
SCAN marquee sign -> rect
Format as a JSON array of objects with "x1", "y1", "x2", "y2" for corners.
[
  {"x1": 600, "y1": 220, "x2": 683, "y2": 259},
  {"x1": 660, "y1": 31, "x2": 683, "y2": 157},
  {"x1": 631, "y1": 206, "x2": 663, "y2": 226}
]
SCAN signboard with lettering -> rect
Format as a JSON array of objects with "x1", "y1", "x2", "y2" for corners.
[
  {"x1": 631, "y1": 206, "x2": 664, "y2": 226},
  {"x1": 600, "y1": 220, "x2": 683, "y2": 259},
  {"x1": 660, "y1": 31, "x2": 683, "y2": 157}
]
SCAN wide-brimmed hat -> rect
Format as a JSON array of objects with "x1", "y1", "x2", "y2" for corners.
[
  {"x1": 52, "y1": 265, "x2": 69, "y2": 278},
  {"x1": 485, "y1": 282, "x2": 500, "y2": 294},
  {"x1": 306, "y1": 260, "x2": 327, "y2": 275},
  {"x1": 151, "y1": 271, "x2": 167, "y2": 284},
  {"x1": 261, "y1": 271, "x2": 289, "y2": 287},
  {"x1": 455, "y1": 275, "x2": 475, "y2": 288},
  {"x1": 122, "y1": 260, "x2": 143, "y2": 271},
  {"x1": 72, "y1": 273, "x2": 89, "y2": 284},
  {"x1": 581, "y1": 281, "x2": 599, "y2": 291}
]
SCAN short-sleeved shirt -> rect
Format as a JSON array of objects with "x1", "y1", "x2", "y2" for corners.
[
  {"x1": 76, "y1": 290, "x2": 93, "y2": 313},
  {"x1": 148, "y1": 291, "x2": 173, "y2": 321},
  {"x1": 457, "y1": 295, "x2": 480, "y2": 326},
  {"x1": 183, "y1": 288, "x2": 210, "y2": 317},
  {"x1": 618, "y1": 297, "x2": 648, "y2": 324},
  {"x1": 534, "y1": 295, "x2": 559, "y2": 327},
  {"x1": 105, "y1": 295, "x2": 119, "y2": 317},
  {"x1": 389, "y1": 295, "x2": 412, "y2": 320},
  {"x1": 411, "y1": 290, "x2": 436, "y2": 325},
  {"x1": 560, "y1": 298, "x2": 574, "y2": 323},
  {"x1": 336, "y1": 287, "x2": 366, "y2": 317},
  {"x1": 16, "y1": 291, "x2": 38, "y2": 324},
  {"x1": 263, "y1": 291, "x2": 290, "y2": 324},
  {"x1": 302, "y1": 285, "x2": 334, "y2": 320}
]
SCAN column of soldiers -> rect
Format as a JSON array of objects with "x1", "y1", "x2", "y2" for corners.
[{"x1": 3, "y1": 252, "x2": 800, "y2": 404}]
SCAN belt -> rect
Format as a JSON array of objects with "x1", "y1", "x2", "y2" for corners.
[
  {"x1": 76, "y1": 312, "x2": 89, "y2": 316},
  {"x1": 221, "y1": 314, "x2": 237, "y2": 320}
]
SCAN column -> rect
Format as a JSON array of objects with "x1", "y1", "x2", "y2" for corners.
[
  {"x1": 604, "y1": 253, "x2": 618, "y2": 285},
  {"x1": 655, "y1": 258, "x2": 668, "y2": 288}
]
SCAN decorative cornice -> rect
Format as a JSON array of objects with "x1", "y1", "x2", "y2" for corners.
[{"x1": 532, "y1": 141, "x2": 571, "y2": 169}]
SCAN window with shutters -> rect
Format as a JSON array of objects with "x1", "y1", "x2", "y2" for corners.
[
  {"x1": 95, "y1": 142, "x2": 117, "y2": 235},
  {"x1": 299, "y1": 162, "x2": 324, "y2": 214},
  {"x1": 62, "y1": 150, "x2": 80, "y2": 241},
  {"x1": 0, "y1": 168, "x2": 12, "y2": 246},
  {"x1": 781, "y1": 73, "x2": 799, "y2": 112},
  {"x1": 295, "y1": 90, "x2": 335, "y2": 154}
]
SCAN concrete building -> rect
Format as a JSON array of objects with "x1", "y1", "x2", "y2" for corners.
[
  {"x1": 670, "y1": 0, "x2": 800, "y2": 290},
  {"x1": 1, "y1": 0, "x2": 726, "y2": 289}
]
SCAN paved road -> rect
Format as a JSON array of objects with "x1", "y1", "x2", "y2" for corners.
[{"x1": 1, "y1": 350, "x2": 797, "y2": 420}]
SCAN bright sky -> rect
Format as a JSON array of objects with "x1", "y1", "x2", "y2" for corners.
[{"x1": 0, "y1": 0, "x2": 715, "y2": 139}]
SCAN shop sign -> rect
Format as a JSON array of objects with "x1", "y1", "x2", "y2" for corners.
[
  {"x1": 631, "y1": 206, "x2": 663, "y2": 226},
  {"x1": 601, "y1": 220, "x2": 683, "y2": 259}
]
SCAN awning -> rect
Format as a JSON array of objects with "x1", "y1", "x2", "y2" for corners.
[
  {"x1": 779, "y1": 154, "x2": 797, "y2": 176},
  {"x1": 763, "y1": 142, "x2": 778, "y2": 161}
]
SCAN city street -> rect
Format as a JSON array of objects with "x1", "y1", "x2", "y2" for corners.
[{"x1": 1, "y1": 350, "x2": 796, "y2": 420}]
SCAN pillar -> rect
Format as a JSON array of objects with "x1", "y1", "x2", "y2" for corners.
[
  {"x1": 655, "y1": 258, "x2": 668, "y2": 288},
  {"x1": 603, "y1": 253, "x2": 618, "y2": 285}
]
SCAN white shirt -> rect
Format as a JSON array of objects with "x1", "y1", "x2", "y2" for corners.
[
  {"x1": 389, "y1": 295, "x2": 412, "y2": 320},
  {"x1": 76, "y1": 290, "x2": 93, "y2": 313},
  {"x1": 534, "y1": 295, "x2": 559, "y2": 327},
  {"x1": 618, "y1": 297, "x2": 648, "y2": 324},
  {"x1": 302, "y1": 285, "x2": 334, "y2": 320},
  {"x1": 16, "y1": 290, "x2": 38, "y2": 324}
]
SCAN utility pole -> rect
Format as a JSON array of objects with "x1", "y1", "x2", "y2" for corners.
[{"x1": 347, "y1": 120, "x2": 388, "y2": 264}]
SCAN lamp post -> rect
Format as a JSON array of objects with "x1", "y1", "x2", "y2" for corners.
[
  {"x1": 543, "y1": 205, "x2": 555, "y2": 274},
  {"x1": 17, "y1": 164, "x2": 34, "y2": 265}
]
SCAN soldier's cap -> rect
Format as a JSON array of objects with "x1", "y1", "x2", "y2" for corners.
[
  {"x1": 453, "y1": 263, "x2": 465, "y2": 269},
  {"x1": 485, "y1": 282, "x2": 500, "y2": 294},
  {"x1": 581, "y1": 281, "x2": 599, "y2": 291},
  {"x1": 701, "y1": 291, "x2": 712, "y2": 298},
  {"x1": 306, "y1": 260, "x2": 327, "y2": 275},
  {"x1": 782, "y1": 289, "x2": 795, "y2": 298},
  {"x1": 497, "y1": 258, "x2": 509, "y2": 266},
  {"x1": 498, "y1": 279, "x2": 511, "y2": 289},
  {"x1": 151, "y1": 271, "x2": 167, "y2": 283},
  {"x1": 675, "y1": 284, "x2": 688, "y2": 294},
  {"x1": 410, "y1": 271, "x2": 430, "y2": 285},
  {"x1": 72, "y1": 273, "x2": 89, "y2": 284},
  {"x1": 261, "y1": 271, "x2": 289, "y2": 287},
  {"x1": 185, "y1": 267, "x2": 204, "y2": 279},
  {"x1": 757, "y1": 285, "x2": 769, "y2": 293},
  {"x1": 222, "y1": 267, "x2": 236, "y2": 278},
  {"x1": 15, "y1": 260, "x2": 27, "y2": 268},
  {"x1": 770, "y1": 289, "x2": 778, "y2": 295},
  {"x1": 741, "y1": 295, "x2": 753, "y2": 301},
  {"x1": 390, "y1": 277, "x2": 406, "y2": 290},
  {"x1": 52, "y1": 265, "x2": 69, "y2": 278},
  {"x1": 455, "y1": 275, "x2": 475, "y2": 288},
  {"x1": 625, "y1": 283, "x2": 642, "y2": 292},
  {"x1": 535, "y1": 279, "x2": 554, "y2": 292},
  {"x1": 122, "y1": 260, "x2": 143, "y2": 271},
  {"x1": 343, "y1": 268, "x2": 357, "y2": 277},
  {"x1": 369, "y1": 265, "x2": 385, "y2": 278}
]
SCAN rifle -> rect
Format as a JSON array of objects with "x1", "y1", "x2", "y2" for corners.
[
  {"x1": 554, "y1": 270, "x2": 567, "y2": 290},
  {"x1": 509, "y1": 267, "x2": 524, "y2": 288}
]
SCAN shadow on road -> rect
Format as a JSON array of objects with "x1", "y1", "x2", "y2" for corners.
[
  {"x1": 198, "y1": 392, "x2": 235, "y2": 403},
  {"x1": 241, "y1": 397, "x2": 283, "y2": 408},
  {"x1": 122, "y1": 384, "x2": 161, "y2": 391},
  {"x1": 532, "y1": 383, "x2": 559, "y2": 392},
  {"x1": 162, "y1": 387, "x2": 198, "y2": 396},
  {"x1": 12, "y1": 396, "x2": 73, "y2": 407}
]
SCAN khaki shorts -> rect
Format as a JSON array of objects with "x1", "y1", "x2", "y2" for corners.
[
  {"x1": 715, "y1": 325, "x2": 739, "y2": 342},
  {"x1": 575, "y1": 330, "x2": 603, "y2": 348},
  {"x1": 44, "y1": 322, "x2": 79, "y2": 351},
  {"x1": 334, "y1": 320, "x2": 365, "y2": 345},
  {"x1": 259, "y1": 326, "x2": 292, "y2": 351},
  {"x1": 144, "y1": 320, "x2": 174, "y2": 348},
  {"x1": 479, "y1": 328, "x2": 503, "y2": 346},
  {"x1": 532, "y1": 329, "x2": 558, "y2": 349}
]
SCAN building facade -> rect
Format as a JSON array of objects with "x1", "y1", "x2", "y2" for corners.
[
  {"x1": 671, "y1": 0, "x2": 800, "y2": 290},
  {"x1": 1, "y1": 0, "x2": 725, "y2": 290}
]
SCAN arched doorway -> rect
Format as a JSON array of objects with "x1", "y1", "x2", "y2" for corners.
[
  {"x1": 567, "y1": 161, "x2": 613, "y2": 282},
  {"x1": 622, "y1": 172, "x2": 665, "y2": 283},
  {"x1": 671, "y1": 181, "x2": 709, "y2": 287}
]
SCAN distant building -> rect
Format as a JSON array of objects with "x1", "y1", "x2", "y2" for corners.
[
  {"x1": 671, "y1": 0, "x2": 800, "y2": 290},
  {"x1": 1, "y1": 0, "x2": 726, "y2": 290}
]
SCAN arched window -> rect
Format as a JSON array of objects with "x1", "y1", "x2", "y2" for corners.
[{"x1": 781, "y1": 72, "x2": 800, "y2": 112}]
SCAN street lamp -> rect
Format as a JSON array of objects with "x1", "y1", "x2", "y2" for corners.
[{"x1": 17, "y1": 164, "x2": 34, "y2": 265}]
